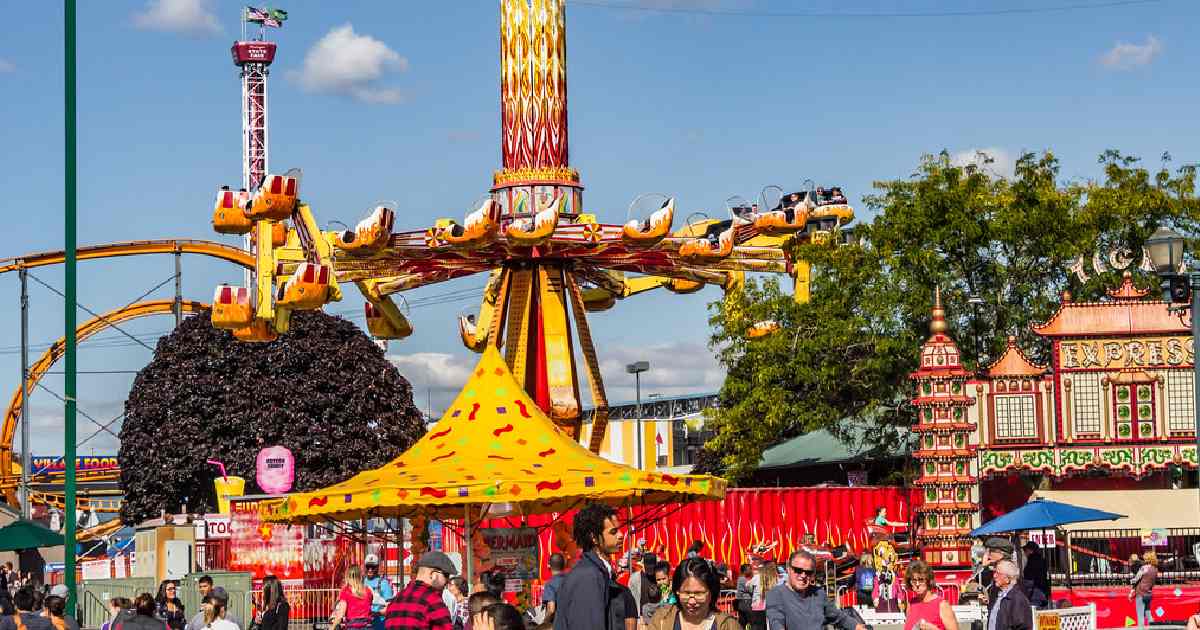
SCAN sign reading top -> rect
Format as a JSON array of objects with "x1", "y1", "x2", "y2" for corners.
[{"x1": 1060, "y1": 336, "x2": 1194, "y2": 370}]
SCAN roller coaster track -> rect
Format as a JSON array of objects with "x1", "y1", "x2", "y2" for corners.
[
  {"x1": 0, "y1": 239, "x2": 253, "y2": 511},
  {"x1": 0, "y1": 239, "x2": 254, "y2": 275},
  {"x1": 1, "y1": 299, "x2": 208, "y2": 506}
]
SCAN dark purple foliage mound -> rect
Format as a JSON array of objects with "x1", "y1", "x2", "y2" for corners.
[{"x1": 119, "y1": 309, "x2": 425, "y2": 523}]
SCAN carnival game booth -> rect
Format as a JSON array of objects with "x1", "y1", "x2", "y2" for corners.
[{"x1": 262, "y1": 347, "x2": 726, "y2": 596}]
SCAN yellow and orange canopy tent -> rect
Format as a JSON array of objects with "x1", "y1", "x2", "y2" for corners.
[{"x1": 261, "y1": 346, "x2": 725, "y2": 525}]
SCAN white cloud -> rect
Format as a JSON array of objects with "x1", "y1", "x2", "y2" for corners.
[
  {"x1": 0, "y1": 59, "x2": 15, "y2": 73},
  {"x1": 1100, "y1": 35, "x2": 1162, "y2": 70},
  {"x1": 290, "y1": 24, "x2": 408, "y2": 105},
  {"x1": 598, "y1": 341, "x2": 725, "y2": 403},
  {"x1": 132, "y1": 0, "x2": 221, "y2": 36},
  {"x1": 388, "y1": 352, "x2": 472, "y2": 392},
  {"x1": 950, "y1": 147, "x2": 1015, "y2": 179},
  {"x1": 389, "y1": 342, "x2": 724, "y2": 415}
]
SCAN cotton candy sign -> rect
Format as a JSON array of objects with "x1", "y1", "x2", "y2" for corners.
[{"x1": 256, "y1": 445, "x2": 295, "y2": 494}]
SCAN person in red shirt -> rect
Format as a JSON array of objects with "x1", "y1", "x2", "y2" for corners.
[{"x1": 385, "y1": 552, "x2": 457, "y2": 630}]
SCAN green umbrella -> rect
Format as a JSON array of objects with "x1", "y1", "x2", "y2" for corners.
[{"x1": 0, "y1": 520, "x2": 65, "y2": 552}]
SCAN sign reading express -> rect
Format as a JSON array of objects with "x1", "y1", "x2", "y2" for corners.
[{"x1": 1060, "y1": 337, "x2": 1194, "y2": 370}]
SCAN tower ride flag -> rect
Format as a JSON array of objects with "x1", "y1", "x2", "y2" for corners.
[{"x1": 245, "y1": 6, "x2": 287, "y2": 28}]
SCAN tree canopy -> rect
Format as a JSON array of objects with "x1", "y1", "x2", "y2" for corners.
[
  {"x1": 696, "y1": 150, "x2": 1200, "y2": 481},
  {"x1": 119, "y1": 309, "x2": 426, "y2": 523}
]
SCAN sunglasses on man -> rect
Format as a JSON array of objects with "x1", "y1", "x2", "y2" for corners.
[{"x1": 788, "y1": 565, "x2": 815, "y2": 577}]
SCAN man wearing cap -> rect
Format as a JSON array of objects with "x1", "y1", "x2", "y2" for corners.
[
  {"x1": 979, "y1": 538, "x2": 1014, "y2": 590},
  {"x1": 364, "y1": 554, "x2": 395, "y2": 630},
  {"x1": 384, "y1": 551, "x2": 455, "y2": 630}
]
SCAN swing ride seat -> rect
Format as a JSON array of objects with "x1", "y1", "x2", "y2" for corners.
[
  {"x1": 211, "y1": 285, "x2": 253, "y2": 329},
  {"x1": 622, "y1": 198, "x2": 674, "y2": 246},
  {"x1": 338, "y1": 205, "x2": 395, "y2": 254},
  {"x1": 678, "y1": 226, "x2": 734, "y2": 260},
  {"x1": 276, "y1": 262, "x2": 331, "y2": 310},
  {"x1": 439, "y1": 199, "x2": 502, "y2": 248},
  {"x1": 251, "y1": 221, "x2": 287, "y2": 248},
  {"x1": 754, "y1": 205, "x2": 812, "y2": 235},
  {"x1": 746, "y1": 320, "x2": 780, "y2": 338},
  {"x1": 246, "y1": 173, "x2": 299, "y2": 221},
  {"x1": 506, "y1": 195, "x2": 562, "y2": 246},
  {"x1": 365, "y1": 300, "x2": 414, "y2": 340},
  {"x1": 212, "y1": 188, "x2": 253, "y2": 234},
  {"x1": 232, "y1": 317, "x2": 278, "y2": 343}
]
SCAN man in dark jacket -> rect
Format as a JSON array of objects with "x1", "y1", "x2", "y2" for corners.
[
  {"x1": 985, "y1": 560, "x2": 1032, "y2": 630},
  {"x1": 1021, "y1": 542, "x2": 1050, "y2": 605},
  {"x1": 553, "y1": 503, "x2": 626, "y2": 630}
]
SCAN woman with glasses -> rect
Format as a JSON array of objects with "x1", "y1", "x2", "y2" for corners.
[
  {"x1": 646, "y1": 558, "x2": 741, "y2": 630},
  {"x1": 902, "y1": 561, "x2": 956, "y2": 630},
  {"x1": 155, "y1": 580, "x2": 187, "y2": 630}
]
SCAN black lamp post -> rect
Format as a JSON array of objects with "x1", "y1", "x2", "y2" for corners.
[
  {"x1": 1145, "y1": 227, "x2": 1200, "y2": 494},
  {"x1": 626, "y1": 361, "x2": 650, "y2": 470},
  {"x1": 968, "y1": 294, "x2": 986, "y2": 366}
]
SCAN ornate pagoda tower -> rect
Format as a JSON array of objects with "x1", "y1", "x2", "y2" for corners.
[{"x1": 910, "y1": 289, "x2": 979, "y2": 568}]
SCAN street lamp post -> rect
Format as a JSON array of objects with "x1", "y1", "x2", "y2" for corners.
[
  {"x1": 968, "y1": 294, "x2": 986, "y2": 366},
  {"x1": 1146, "y1": 227, "x2": 1200, "y2": 503},
  {"x1": 626, "y1": 361, "x2": 649, "y2": 470}
]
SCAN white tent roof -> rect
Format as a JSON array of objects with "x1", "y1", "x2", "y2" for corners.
[{"x1": 1031, "y1": 489, "x2": 1199, "y2": 533}]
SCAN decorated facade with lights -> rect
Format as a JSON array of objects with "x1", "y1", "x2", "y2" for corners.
[{"x1": 912, "y1": 272, "x2": 1197, "y2": 569}]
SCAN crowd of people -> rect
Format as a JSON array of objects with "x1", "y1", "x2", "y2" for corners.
[{"x1": 318, "y1": 502, "x2": 881, "y2": 630}]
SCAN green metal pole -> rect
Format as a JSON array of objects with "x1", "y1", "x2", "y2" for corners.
[{"x1": 64, "y1": 0, "x2": 78, "y2": 614}]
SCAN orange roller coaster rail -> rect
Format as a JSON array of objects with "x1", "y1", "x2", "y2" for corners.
[{"x1": 1, "y1": 299, "x2": 209, "y2": 504}]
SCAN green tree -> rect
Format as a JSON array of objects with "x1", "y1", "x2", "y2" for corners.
[{"x1": 696, "y1": 150, "x2": 1199, "y2": 481}]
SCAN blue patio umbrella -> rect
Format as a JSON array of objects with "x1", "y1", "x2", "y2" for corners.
[{"x1": 970, "y1": 498, "x2": 1125, "y2": 536}]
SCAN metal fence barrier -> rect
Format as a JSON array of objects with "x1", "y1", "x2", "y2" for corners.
[{"x1": 1046, "y1": 528, "x2": 1200, "y2": 585}]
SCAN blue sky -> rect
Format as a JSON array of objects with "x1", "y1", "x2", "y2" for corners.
[{"x1": 1, "y1": 0, "x2": 1197, "y2": 455}]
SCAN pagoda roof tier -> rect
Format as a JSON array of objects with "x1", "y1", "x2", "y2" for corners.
[
  {"x1": 912, "y1": 448, "x2": 976, "y2": 458},
  {"x1": 916, "y1": 503, "x2": 978, "y2": 512},
  {"x1": 914, "y1": 475, "x2": 976, "y2": 485},
  {"x1": 1032, "y1": 273, "x2": 1187, "y2": 337},
  {"x1": 985, "y1": 336, "x2": 1047, "y2": 377},
  {"x1": 917, "y1": 528, "x2": 975, "y2": 538},
  {"x1": 913, "y1": 422, "x2": 977, "y2": 433},
  {"x1": 910, "y1": 396, "x2": 975, "y2": 406}
]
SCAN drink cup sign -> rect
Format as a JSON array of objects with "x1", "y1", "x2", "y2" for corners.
[{"x1": 256, "y1": 445, "x2": 295, "y2": 494}]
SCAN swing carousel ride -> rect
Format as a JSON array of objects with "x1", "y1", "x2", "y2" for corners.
[{"x1": 209, "y1": 0, "x2": 854, "y2": 451}]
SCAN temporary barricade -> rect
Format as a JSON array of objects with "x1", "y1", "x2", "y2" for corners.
[{"x1": 1033, "y1": 604, "x2": 1097, "y2": 630}]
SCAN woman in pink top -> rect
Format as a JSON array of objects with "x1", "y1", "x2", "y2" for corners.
[
  {"x1": 331, "y1": 566, "x2": 375, "y2": 630},
  {"x1": 903, "y1": 560, "x2": 958, "y2": 630}
]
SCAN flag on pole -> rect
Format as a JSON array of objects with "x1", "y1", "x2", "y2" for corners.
[
  {"x1": 244, "y1": 6, "x2": 270, "y2": 23},
  {"x1": 245, "y1": 6, "x2": 286, "y2": 27}
]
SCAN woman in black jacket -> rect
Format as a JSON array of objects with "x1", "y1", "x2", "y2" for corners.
[
  {"x1": 154, "y1": 581, "x2": 186, "y2": 630},
  {"x1": 259, "y1": 576, "x2": 290, "y2": 630}
]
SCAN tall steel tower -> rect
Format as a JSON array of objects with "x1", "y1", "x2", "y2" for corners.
[{"x1": 231, "y1": 32, "x2": 276, "y2": 192}]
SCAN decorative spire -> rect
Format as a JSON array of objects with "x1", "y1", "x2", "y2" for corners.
[{"x1": 930, "y1": 286, "x2": 947, "y2": 334}]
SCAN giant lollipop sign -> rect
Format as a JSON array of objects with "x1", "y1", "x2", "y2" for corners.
[{"x1": 256, "y1": 445, "x2": 295, "y2": 494}]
